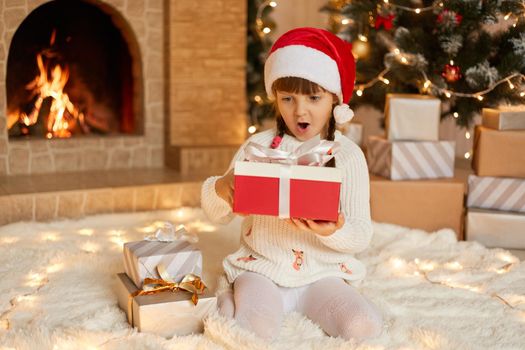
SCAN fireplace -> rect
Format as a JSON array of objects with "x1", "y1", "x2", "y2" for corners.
[
  {"x1": 0, "y1": 0, "x2": 247, "y2": 224},
  {"x1": 0, "y1": 0, "x2": 163, "y2": 175},
  {"x1": 7, "y1": 0, "x2": 140, "y2": 139}
]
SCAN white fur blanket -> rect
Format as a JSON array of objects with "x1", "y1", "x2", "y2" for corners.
[{"x1": 0, "y1": 208, "x2": 524, "y2": 349}]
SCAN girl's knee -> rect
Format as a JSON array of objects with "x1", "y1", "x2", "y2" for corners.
[
  {"x1": 217, "y1": 291, "x2": 235, "y2": 318},
  {"x1": 339, "y1": 308, "x2": 383, "y2": 341}
]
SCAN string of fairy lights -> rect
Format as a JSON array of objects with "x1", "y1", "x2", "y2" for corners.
[
  {"x1": 0, "y1": 209, "x2": 216, "y2": 344},
  {"x1": 340, "y1": 0, "x2": 525, "y2": 158},
  {"x1": 0, "y1": 213, "x2": 522, "y2": 346},
  {"x1": 255, "y1": 0, "x2": 525, "y2": 159}
]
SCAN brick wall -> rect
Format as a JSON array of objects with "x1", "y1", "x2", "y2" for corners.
[
  {"x1": 166, "y1": 0, "x2": 247, "y2": 174},
  {"x1": 0, "y1": 0, "x2": 165, "y2": 175}
]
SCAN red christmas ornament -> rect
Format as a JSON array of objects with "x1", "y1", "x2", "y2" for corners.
[
  {"x1": 442, "y1": 64, "x2": 462, "y2": 83},
  {"x1": 375, "y1": 14, "x2": 395, "y2": 31},
  {"x1": 437, "y1": 10, "x2": 463, "y2": 26}
]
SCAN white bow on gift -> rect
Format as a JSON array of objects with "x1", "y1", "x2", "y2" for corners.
[
  {"x1": 244, "y1": 135, "x2": 340, "y2": 166},
  {"x1": 242, "y1": 135, "x2": 340, "y2": 218},
  {"x1": 145, "y1": 222, "x2": 198, "y2": 244}
]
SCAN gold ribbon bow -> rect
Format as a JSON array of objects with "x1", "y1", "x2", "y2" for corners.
[{"x1": 131, "y1": 264, "x2": 206, "y2": 305}]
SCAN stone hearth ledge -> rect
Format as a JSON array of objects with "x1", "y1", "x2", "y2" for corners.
[{"x1": 0, "y1": 168, "x2": 210, "y2": 224}]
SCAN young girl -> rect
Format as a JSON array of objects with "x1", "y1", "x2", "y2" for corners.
[{"x1": 201, "y1": 27, "x2": 382, "y2": 342}]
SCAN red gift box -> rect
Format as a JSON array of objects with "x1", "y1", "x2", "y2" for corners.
[{"x1": 233, "y1": 161, "x2": 342, "y2": 221}]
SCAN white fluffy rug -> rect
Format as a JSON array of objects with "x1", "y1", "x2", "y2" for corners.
[{"x1": 0, "y1": 208, "x2": 524, "y2": 350}]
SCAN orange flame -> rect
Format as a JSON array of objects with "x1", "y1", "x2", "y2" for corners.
[{"x1": 9, "y1": 36, "x2": 84, "y2": 138}]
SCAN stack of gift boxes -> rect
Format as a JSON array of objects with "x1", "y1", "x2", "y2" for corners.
[
  {"x1": 466, "y1": 107, "x2": 525, "y2": 249},
  {"x1": 366, "y1": 94, "x2": 465, "y2": 237},
  {"x1": 114, "y1": 225, "x2": 216, "y2": 338}
]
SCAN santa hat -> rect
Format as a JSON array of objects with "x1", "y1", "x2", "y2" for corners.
[{"x1": 264, "y1": 27, "x2": 356, "y2": 124}]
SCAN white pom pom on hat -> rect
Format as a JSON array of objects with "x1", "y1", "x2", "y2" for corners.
[
  {"x1": 333, "y1": 104, "x2": 354, "y2": 124},
  {"x1": 264, "y1": 27, "x2": 356, "y2": 125}
]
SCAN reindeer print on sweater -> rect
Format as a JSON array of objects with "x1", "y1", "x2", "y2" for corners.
[{"x1": 292, "y1": 249, "x2": 304, "y2": 271}]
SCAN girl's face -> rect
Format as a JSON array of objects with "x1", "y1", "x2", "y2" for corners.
[{"x1": 276, "y1": 89, "x2": 335, "y2": 141}]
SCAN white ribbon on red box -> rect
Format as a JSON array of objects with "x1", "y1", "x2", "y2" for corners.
[{"x1": 243, "y1": 135, "x2": 340, "y2": 218}]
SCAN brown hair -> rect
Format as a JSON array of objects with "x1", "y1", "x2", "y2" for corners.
[{"x1": 271, "y1": 77, "x2": 336, "y2": 167}]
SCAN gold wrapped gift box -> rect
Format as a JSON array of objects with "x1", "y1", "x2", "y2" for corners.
[{"x1": 115, "y1": 273, "x2": 217, "y2": 338}]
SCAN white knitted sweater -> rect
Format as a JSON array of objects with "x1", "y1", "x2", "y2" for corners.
[{"x1": 201, "y1": 129, "x2": 372, "y2": 288}]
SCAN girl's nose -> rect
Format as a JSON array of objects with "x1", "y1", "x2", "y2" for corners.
[{"x1": 294, "y1": 99, "x2": 307, "y2": 116}]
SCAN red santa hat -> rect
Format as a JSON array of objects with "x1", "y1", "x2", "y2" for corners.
[{"x1": 264, "y1": 27, "x2": 356, "y2": 124}]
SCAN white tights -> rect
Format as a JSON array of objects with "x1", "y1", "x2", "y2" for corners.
[{"x1": 217, "y1": 272, "x2": 383, "y2": 342}]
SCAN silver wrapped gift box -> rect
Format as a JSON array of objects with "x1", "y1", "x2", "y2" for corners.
[
  {"x1": 385, "y1": 94, "x2": 441, "y2": 141},
  {"x1": 123, "y1": 239, "x2": 202, "y2": 288},
  {"x1": 466, "y1": 209, "x2": 525, "y2": 249},
  {"x1": 482, "y1": 107, "x2": 525, "y2": 130}
]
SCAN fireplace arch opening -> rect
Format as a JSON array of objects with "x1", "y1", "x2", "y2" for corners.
[{"x1": 6, "y1": 0, "x2": 143, "y2": 139}]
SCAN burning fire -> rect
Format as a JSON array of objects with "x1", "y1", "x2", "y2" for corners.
[{"x1": 8, "y1": 31, "x2": 85, "y2": 138}]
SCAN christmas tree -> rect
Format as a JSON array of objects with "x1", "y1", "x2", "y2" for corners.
[
  {"x1": 323, "y1": 0, "x2": 525, "y2": 128},
  {"x1": 247, "y1": 0, "x2": 276, "y2": 130}
]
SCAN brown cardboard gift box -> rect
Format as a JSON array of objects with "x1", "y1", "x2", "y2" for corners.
[
  {"x1": 472, "y1": 126, "x2": 525, "y2": 178},
  {"x1": 370, "y1": 175, "x2": 465, "y2": 239},
  {"x1": 115, "y1": 273, "x2": 217, "y2": 338}
]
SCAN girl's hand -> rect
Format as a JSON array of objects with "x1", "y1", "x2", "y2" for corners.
[
  {"x1": 215, "y1": 169, "x2": 235, "y2": 208},
  {"x1": 287, "y1": 213, "x2": 345, "y2": 236}
]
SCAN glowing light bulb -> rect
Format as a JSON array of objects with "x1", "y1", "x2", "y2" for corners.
[
  {"x1": 476, "y1": 95, "x2": 484, "y2": 101},
  {"x1": 415, "y1": 8, "x2": 421, "y2": 14},
  {"x1": 393, "y1": 48, "x2": 400, "y2": 55},
  {"x1": 262, "y1": 27, "x2": 271, "y2": 34},
  {"x1": 450, "y1": 60, "x2": 454, "y2": 66},
  {"x1": 46, "y1": 263, "x2": 63, "y2": 274},
  {"x1": 81, "y1": 242, "x2": 99, "y2": 253},
  {"x1": 504, "y1": 13, "x2": 511, "y2": 20},
  {"x1": 497, "y1": 252, "x2": 516, "y2": 263},
  {"x1": 444, "y1": 261, "x2": 463, "y2": 270},
  {"x1": 341, "y1": 18, "x2": 350, "y2": 25},
  {"x1": 78, "y1": 229, "x2": 94, "y2": 236},
  {"x1": 464, "y1": 151, "x2": 471, "y2": 159},
  {"x1": 356, "y1": 89, "x2": 363, "y2": 96},
  {"x1": 380, "y1": 77, "x2": 390, "y2": 85},
  {"x1": 390, "y1": 257, "x2": 405, "y2": 269},
  {"x1": 423, "y1": 80, "x2": 431, "y2": 89},
  {"x1": 508, "y1": 80, "x2": 515, "y2": 89},
  {"x1": 248, "y1": 125, "x2": 257, "y2": 134},
  {"x1": 465, "y1": 131, "x2": 471, "y2": 139},
  {"x1": 453, "y1": 112, "x2": 459, "y2": 118},
  {"x1": 269, "y1": 1, "x2": 277, "y2": 7},
  {"x1": 445, "y1": 92, "x2": 452, "y2": 98},
  {"x1": 520, "y1": 92, "x2": 525, "y2": 97},
  {"x1": 1, "y1": 236, "x2": 20, "y2": 244},
  {"x1": 42, "y1": 232, "x2": 60, "y2": 241},
  {"x1": 400, "y1": 56, "x2": 408, "y2": 64},
  {"x1": 384, "y1": 0, "x2": 389, "y2": 3},
  {"x1": 254, "y1": 95, "x2": 262, "y2": 103},
  {"x1": 358, "y1": 34, "x2": 368, "y2": 42}
]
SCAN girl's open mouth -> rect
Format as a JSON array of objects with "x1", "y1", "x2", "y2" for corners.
[{"x1": 297, "y1": 122, "x2": 310, "y2": 131}]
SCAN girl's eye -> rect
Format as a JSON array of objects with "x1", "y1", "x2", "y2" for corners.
[
  {"x1": 281, "y1": 96, "x2": 292, "y2": 102},
  {"x1": 310, "y1": 95, "x2": 321, "y2": 101}
]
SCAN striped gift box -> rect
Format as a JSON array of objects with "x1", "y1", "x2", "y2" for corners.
[
  {"x1": 123, "y1": 240, "x2": 202, "y2": 288},
  {"x1": 367, "y1": 136, "x2": 455, "y2": 180},
  {"x1": 467, "y1": 175, "x2": 525, "y2": 213}
]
